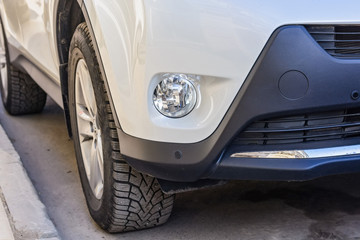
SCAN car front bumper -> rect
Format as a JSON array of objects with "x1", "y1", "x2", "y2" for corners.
[{"x1": 118, "y1": 25, "x2": 360, "y2": 182}]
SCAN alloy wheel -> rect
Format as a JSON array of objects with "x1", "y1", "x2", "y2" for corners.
[{"x1": 75, "y1": 59, "x2": 104, "y2": 200}]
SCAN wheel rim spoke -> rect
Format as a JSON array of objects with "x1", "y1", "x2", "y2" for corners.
[
  {"x1": 75, "y1": 59, "x2": 104, "y2": 200},
  {"x1": 89, "y1": 138, "x2": 103, "y2": 198},
  {"x1": 0, "y1": 65, "x2": 7, "y2": 97},
  {"x1": 78, "y1": 124, "x2": 93, "y2": 143},
  {"x1": 77, "y1": 104, "x2": 92, "y2": 122},
  {"x1": 0, "y1": 53, "x2": 6, "y2": 66},
  {"x1": 77, "y1": 104, "x2": 93, "y2": 143},
  {"x1": 89, "y1": 139, "x2": 98, "y2": 190},
  {"x1": 81, "y1": 140, "x2": 92, "y2": 178},
  {"x1": 77, "y1": 62, "x2": 97, "y2": 118},
  {"x1": 0, "y1": 20, "x2": 8, "y2": 100},
  {"x1": 96, "y1": 133, "x2": 104, "y2": 181}
]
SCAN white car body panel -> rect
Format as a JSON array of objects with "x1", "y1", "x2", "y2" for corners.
[
  {"x1": 18, "y1": 0, "x2": 59, "y2": 82},
  {"x1": 0, "y1": 0, "x2": 62, "y2": 106},
  {"x1": 1, "y1": 0, "x2": 59, "y2": 81},
  {"x1": 84, "y1": 0, "x2": 360, "y2": 143},
  {"x1": 2, "y1": 0, "x2": 360, "y2": 143}
]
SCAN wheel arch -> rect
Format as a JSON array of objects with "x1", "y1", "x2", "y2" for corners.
[
  {"x1": 56, "y1": 0, "x2": 122, "y2": 137},
  {"x1": 56, "y1": 0, "x2": 84, "y2": 65},
  {"x1": 56, "y1": 0, "x2": 84, "y2": 137}
]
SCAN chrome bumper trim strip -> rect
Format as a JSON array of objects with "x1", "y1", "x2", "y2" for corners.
[{"x1": 230, "y1": 144, "x2": 360, "y2": 159}]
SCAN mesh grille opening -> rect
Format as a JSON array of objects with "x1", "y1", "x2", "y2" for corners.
[
  {"x1": 306, "y1": 25, "x2": 360, "y2": 58},
  {"x1": 234, "y1": 108, "x2": 360, "y2": 146}
]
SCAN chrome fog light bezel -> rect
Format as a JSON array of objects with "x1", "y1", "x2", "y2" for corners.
[{"x1": 153, "y1": 73, "x2": 198, "y2": 118}]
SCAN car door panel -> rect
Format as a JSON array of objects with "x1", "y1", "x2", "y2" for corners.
[{"x1": 16, "y1": 0, "x2": 59, "y2": 82}]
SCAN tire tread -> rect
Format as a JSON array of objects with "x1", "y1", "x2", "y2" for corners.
[{"x1": 4, "y1": 65, "x2": 46, "y2": 115}]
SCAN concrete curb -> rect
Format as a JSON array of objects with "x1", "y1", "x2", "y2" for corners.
[
  {"x1": 0, "y1": 125, "x2": 60, "y2": 239},
  {"x1": 0, "y1": 187, "x2": 14, "y2": 240}
]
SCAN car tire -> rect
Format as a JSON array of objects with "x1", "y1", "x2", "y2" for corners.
[
  {"x1": 0, "y1": 17, "x2": 46, "y2": 115},
  {"x1": 68, "y1": 22, "x2": 174, "y2": 233}
]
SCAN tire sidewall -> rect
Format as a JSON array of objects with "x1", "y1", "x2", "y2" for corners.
[{"x1": 68, "y1": 25, "x2": 114, "y2": 225}]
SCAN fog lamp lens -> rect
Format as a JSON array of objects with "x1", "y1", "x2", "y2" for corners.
[{"x1": 153, "y1": 74, "x2": 197, "y2": 118}]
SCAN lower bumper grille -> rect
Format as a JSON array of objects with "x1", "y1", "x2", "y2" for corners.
[
  {"x1": 306, "y1": 25, "x2": 360, "y2": 58},
  {"x1": 234, "y1": 108, "x2": 360, "y2": 146}
]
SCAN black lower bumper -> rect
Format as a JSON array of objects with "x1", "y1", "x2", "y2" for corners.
[{"x1": 118, "y1": 25, "x2": 360, "y2": 182}]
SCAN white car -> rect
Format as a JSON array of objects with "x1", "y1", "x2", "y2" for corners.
[{"x1": 1, "y1": 0, "x2": 360, "y2": 233}]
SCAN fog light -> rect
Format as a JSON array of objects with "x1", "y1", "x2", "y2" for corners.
[{"x1": 153, "y1": 74, "x2": 197, "y2": 118}]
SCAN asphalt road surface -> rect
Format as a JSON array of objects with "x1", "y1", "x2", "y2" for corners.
[{"x1": 1, "y1": 98, "x2": 360, "y2": 240}]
